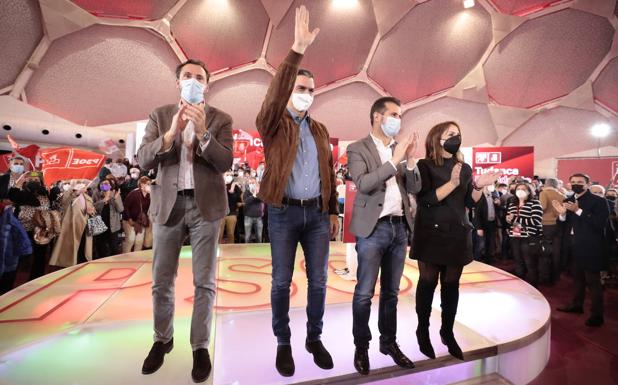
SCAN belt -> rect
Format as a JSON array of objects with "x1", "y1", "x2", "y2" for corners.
[
  {"x1": 178, "y1": 189, "x2": 194, "y2": 197},
  {"x1": 378, "y1": 215, "x2": 404, "y2": 224},
  {"x1": 282, "y1": 196, "x2": 321, "y2": 207}
]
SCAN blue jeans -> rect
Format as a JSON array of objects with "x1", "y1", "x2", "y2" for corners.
[
  {"x1": 268, "y1": 204, "x2": 330, "y2": 345},
  {"x1": 352, "y1": 221, "x2": 407, "y2": 349}
]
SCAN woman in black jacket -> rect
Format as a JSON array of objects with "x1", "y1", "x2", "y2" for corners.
[{"x1": 412, "y1": 122, "x2": 500, "y2": 360}]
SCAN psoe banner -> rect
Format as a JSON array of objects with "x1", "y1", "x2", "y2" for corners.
[
  {"x1": 472, "y1": 146, "x2": 534, "y2": 182},
  {"x1": 40, "y1": 147, "x2": 106, "y2": 186}
]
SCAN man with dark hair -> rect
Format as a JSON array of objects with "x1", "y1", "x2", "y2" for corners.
[
  {"x1": 255, "y1": 6, "x2": 339, "y2": 377},
  {"x1": 138, "y1": 55, "x2": 233, "y2": 382},
  {"x1": 346, "y1": 96, "x2": 421, "y2": 374},
  {"x1": 176, "y1": 59, "x2": 210, "y2": 82},
  {"x1": 553, "y1": 173, "x2": 609, "y2": 327},
  {"x1": 0, "y1": 156, "x2": 26, "y2": 201},
  {"x1": 98, "y1": 158, "x2": 113, "y2": 181}
]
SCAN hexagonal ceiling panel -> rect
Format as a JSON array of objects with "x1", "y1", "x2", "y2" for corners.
[
  {"x1": 402, "y1": 97, "x2": 498, "y2": 157},
  {"x1": 310, "y1": 82, "x2": 382, "y2": 140},
  {"x1": 484, "y1": 9, "x2": 614, "y2": 109},
  {"x1": 0, "y1": 0, "x2": 43, "y2": 89},
  {"x1": 205, "y1": 69, "x2": 273, "y2": 133},
  {"x1": 71, "y1": 0, "x2": 178, "y2": 20},
  {"x1": 593, "y1": 57, "x2": 618, "y2": 114},
  {"x1": 172, "y1": 0, "x2": 269, "y2": 73},
  {"x1": 503, "y1": 107, "x2": 617, "y2": 159},
  {"x1": 488, "y1": 0, "x2": 565, "y2": 16},
  {"x1": 368, "y1": 0, "x2": 492, "y2": 104},
  {"x1": 26, "y1": 25, "x2": 180, "y2": 126},
  {"x1": 266, "y1": 0, "x2": 377, "y2": 88}
]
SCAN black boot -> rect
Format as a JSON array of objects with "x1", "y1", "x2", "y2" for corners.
[
  {"x1": 415, "y1": 279, "x2": 437, "y2": 359},
  {"x1": 440, "y1": 282, "x2": 464, "y2": 360}
]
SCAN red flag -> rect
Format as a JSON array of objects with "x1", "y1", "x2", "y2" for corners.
[{"x1": 39, "y1": 147, "x2": 105, "y2": 186}]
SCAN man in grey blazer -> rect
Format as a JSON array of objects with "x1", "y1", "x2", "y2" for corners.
[
  {"x1": 346, "y1": 96, "x2": 421, "y2": 375},
  {"x1": 138, "y1": 59, "x2": 233, "y2": 383}
]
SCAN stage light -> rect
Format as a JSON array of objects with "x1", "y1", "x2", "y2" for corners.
[
  {"x1": 463, "y1": 0, "x2": 475, "y2": 8},
  {"x1": 332, "y1": 0, "x2": 359, "y2": 10},
  {"x1": 591, "y1": 123, "x2": 611, "y2": 138}
]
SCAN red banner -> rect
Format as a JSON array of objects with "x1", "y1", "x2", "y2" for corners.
[
  {"x1": 472, "y1": 146, "x2": 534, "y2": 183},
  {"x1": 557, "y1": 157, "x2": 618, "y2": 187},
  {"x1": 40, "y1": 147, "x2": 105, "y2": 186},
  {"x1": 343, "y1": 181, "x2": 357, "y2": 243}
]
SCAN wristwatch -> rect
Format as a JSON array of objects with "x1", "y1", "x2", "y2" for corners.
[{"x1": 202, "y1": 131, "x2": 211, "y2": 142}]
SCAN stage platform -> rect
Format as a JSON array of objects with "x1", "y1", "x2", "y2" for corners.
[{"x1": 0, "y1": 243, "x2": 550, "y2": 385}]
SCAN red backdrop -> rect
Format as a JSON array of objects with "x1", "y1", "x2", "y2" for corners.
[{"x1": 557, "y1": 157, "x2": 618, "y2": 186}]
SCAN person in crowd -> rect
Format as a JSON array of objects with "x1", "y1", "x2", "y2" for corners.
[
  {"x1": 4, "y1": 171, "x2": 52, "y2": 286},
  {"x1": 255, "y1": 6, "x2": 339, "y2": 377},
  {"x1": 472, "y1": 184, "x2": 499, "y2": 263},
  {"x1": 346, "y1": 96, "x2": 421, "y2": 375},
  {"x1": 50, "y1": 179, "x2": 95, "y2": 268},
  {"x1": 122, "y1": 176, "x2": 152, "y2": 253},
  {"x1": 137, "y1": 53, "x2": 233, "y2": 383},
  {"x1": 242, "y1": 178, "x2": 264, "y2": 243},
  {"x1": 256, "y1": 161, "x2": 266, "y2": 182},
  {"x1": 0, "y1": 200, "x2": 32, "y2": 295},
  {"x1": 538, "y1": 178, "x2": 565, "y2": 284},
  {"x1": 92, "y1": 178, "x2": 124, "y2": 259},
  {"x1": 220, "y1": 172, "x2": 242, "y2": 243},
  {"x1": 0, "y1": 156, "x2": 27, "y2": 201},
  {"x1": 413, "y1": 122, "x2": 500, "y2": 361},
  {"x1": 98, "y1": 158, "x2": 113, "y2": 181},
  {"x1": 554, "y1": 174, "x2": 610, "y2": 327},
  {"x1": 506, "y1": 183, "x2": 543, "y2": 287},
  {"x1": 121, "y1": 167, "x2": 141, "y2": 200}
]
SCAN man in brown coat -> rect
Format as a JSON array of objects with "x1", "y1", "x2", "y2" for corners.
[
  {"x1": 138, "y1": 58, "x2": 233, "y2": 383},
  {"x1": 256, "y1": 6, "x2": 339, "y2": 377}
]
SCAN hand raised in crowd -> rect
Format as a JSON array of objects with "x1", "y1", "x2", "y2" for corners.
[
  {"x1": 162, "y1": 103, "x2": 190, "y2": 149},
  {"x1": 551, "y1": 200, "x2": 567, "y2": 215},
  {"x1": 292, "y1": 5, "x2": 320, "y2": 55},
  {"x1": 182, "y1": 102, "x2": 207, "y2": 137},
  {"x1": 449, "y1": 163, "x2": 462, "y2": 187},
  {"x1": 406, "y1": 131, "x2": 419, "y2": 164},
  {"x1": 564, "y1": 200, "x2": 580, "y2": 213},
  {"x1": 392, "y1": 131, "x2": 415, "y2": 164},
  {"x1": 14, "y1": 173, "x2": 27, "y2": 189}
]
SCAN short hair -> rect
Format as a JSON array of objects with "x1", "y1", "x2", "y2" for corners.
[
  {"x1": 497, "y1": 183, "x2": 507, "y2": 188},
  {"x1": 370, "y1": 96, "x2": 402, "y2": 126},
  {"x1": 176, "y1": 59, "x2": 210, "y2": 82},
  {"x1": 590, "y1": 184, "x2": 606, "y2": 195},
  {"x1": 545, "y1": 178, "x2": 559, "y2": 188},
  {"x1": 138, "y1": 176, "x2": 151, "y2": 185},
  {"x1": 105, "y1": 158, "x2": 113, "y2": 164},
  {"x1": 569, "y1": 173, "x2": 590, "y2": 184},
  {"x1": 10, "y1": 155, "x2": 25, "y2": 163},
  {"x1": 297, "y1": 68, "x2": 314, "y2": 79}
]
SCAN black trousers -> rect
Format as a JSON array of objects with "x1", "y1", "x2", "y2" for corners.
[
  {"x1": 571, "y1": 265, "x2": 603, "y2": 318},
  {"x1": 540, "y1": 224, "x2": 563, "y2": 283}
]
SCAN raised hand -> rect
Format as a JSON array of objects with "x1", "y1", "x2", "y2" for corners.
[
  {"x1": 292, "y1": 5, "x2": 320, "y2": 54},
  {"x1": 551, "y1": 200, "x2": 567, "y2": 215},
  {"x1": 476, "y1": 170, "x2": 502, "y2": 187},
  {"x1": 406, "y1": 131, "x2": 419, "y2": 163},
  {"x1": 392, "y1": 133, "x2": 412, "y2": 164}
]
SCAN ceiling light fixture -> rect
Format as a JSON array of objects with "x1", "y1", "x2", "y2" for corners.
[
  {"x1": 463, "y1": 0, "x2": 475, "y2": 9},
  {"x1": 591, "y1": 123, "x2": 611, "y2": 138}
]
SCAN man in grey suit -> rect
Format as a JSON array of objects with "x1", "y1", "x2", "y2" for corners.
[
  {"x1": 138, "y1": 59, "x2": 233, "y2": 383},
  {"x1": 346, "y1": 96, "x2": 421, "y2": 375}
]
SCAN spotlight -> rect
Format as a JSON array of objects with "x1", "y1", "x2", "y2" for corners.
[
  {"x1": 463, "y1": 0, "x2": 475, "y2": 8},
  {"x1": 591, "y1": 123, "x2": 611, "y2": 138}
]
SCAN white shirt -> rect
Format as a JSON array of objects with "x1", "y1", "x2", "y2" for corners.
[{"x1": 370, "y1": 134, "x2": 403, "y2": 218}]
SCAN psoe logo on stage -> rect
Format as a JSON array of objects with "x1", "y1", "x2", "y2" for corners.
[
  {"x1": 71, "y1": 158, "x2": 101, "y2": 166},
  {"x1": 475, "y1": 151, "x2": 501, "y2": 165},
  {"x1": 44, "y1": 154, "x2": 61, "y2": 165}
]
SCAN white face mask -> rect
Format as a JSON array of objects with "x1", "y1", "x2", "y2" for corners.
[
  {"x1": 180, "y1": 78, "x2": 205, "y2": 104},
  {"x1": 380, "y1": 116, "x2": 401, "y2": 138},
  {"x1": 238, "y1": 172, "x2": 244, "y2": 178},
  {"x1": 62, "y1": 184, "x2": 71, "y2": 192},
  {"x1": 291, "y1": 93, "x2": 313, "y2": 112},
  {"x1": 515, "y1": 190, "x2": 528, "y2": 199},
  {"x1": 10, "y1": 164, "x2": 25, "y2": 174},
  {"x1": 487, "y1": 185, "x2": 495, "y2": 193},
  {"x1": 74, "y1": 183, "x2": 86, "y2": 191},
  {"x1": 225, "y1": 176, "x2": 233, "y2": 184}
]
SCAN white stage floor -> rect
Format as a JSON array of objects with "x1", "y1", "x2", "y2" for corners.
[{"x1": 0, "y1": 243, "x2": 550, "y2": 385}]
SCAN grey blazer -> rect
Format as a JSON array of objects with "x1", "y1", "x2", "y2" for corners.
[
  {"x1": 137, "y1": 104, "x2": 234, "y2": 224},
  {"x1": 347, "y1": 135, "x2": 422, "y2": 239}
]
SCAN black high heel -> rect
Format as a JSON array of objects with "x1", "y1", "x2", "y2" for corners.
[
  {"x1": 416, "y1": 329, "x2": 436, "y2": 359},
  {"x1": 439, "y1": 330, "x2": 464, "y2": 360}
]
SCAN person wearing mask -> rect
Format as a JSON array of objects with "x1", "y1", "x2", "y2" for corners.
[
  {"x1": 98, "y1": 158, "x2": 113, "y2": 181},
  {"x1": 413, "y1": 122, "x2": 500, "y2": 361},
  {"x1": 256, "y1": 161, "x2": 266, "y2": 182},
  {"x1": 505, "y1": 183, "x2": 543, "y2": 287},
  {"x1": 472, "y1": 184, "x2": 499, "y2": 263},
  {"x1": 137, "y1": 55, "x2": 233, "y2": 383},
  {"x1": 242, "y1": 178, "x2": 264, "y2": 243},
  {"x1": 219, "y1": 173, "x2": 242, "y2": 243},
  {"x1": 93, "y1": 178, "x2": 124, "y2": 259},
  {"x1": 346, "y1": 96, "x2": 421, "y2": 375},
  {"x1": 50, "y1": 180, "x2": 95, "y2": 268},
  {"x1": 122, "y1": 177, "x2": 151, "y2": 253},
  {"x1": 5, "y1": 171, "x2": 51, "y2": 284},
  {"x1": 0, "y1": 156, "x2": 27, "y2": 202},
  {"x1": 121, "y1": 167, "x2": 141, "y2": 200},
  {"x1": 554, "y1": 174, "x2": 610, "y2": 327},
  {"x1": 538, "y1": 178, "x2": 565, "y2": 284},
  {"x1": 255, "y1": 6, "x2": 339, "y2": 377}
]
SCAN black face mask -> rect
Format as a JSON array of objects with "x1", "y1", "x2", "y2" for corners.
[
  {"x1": 606, "y1": 196, "x2": 616, "y2": 201},
  {"x1": 25, "y1": 181, "x2": 41, "y2": 191},
  {"x1": 571, "y1": 184, "x2": 585, "y2": 194},
  {"x1": 509, "y1": 189, "x2": 516, "y2": 195},
  {"x1": 442, "y1": 135, "x2": 462, "y2": 155}
]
